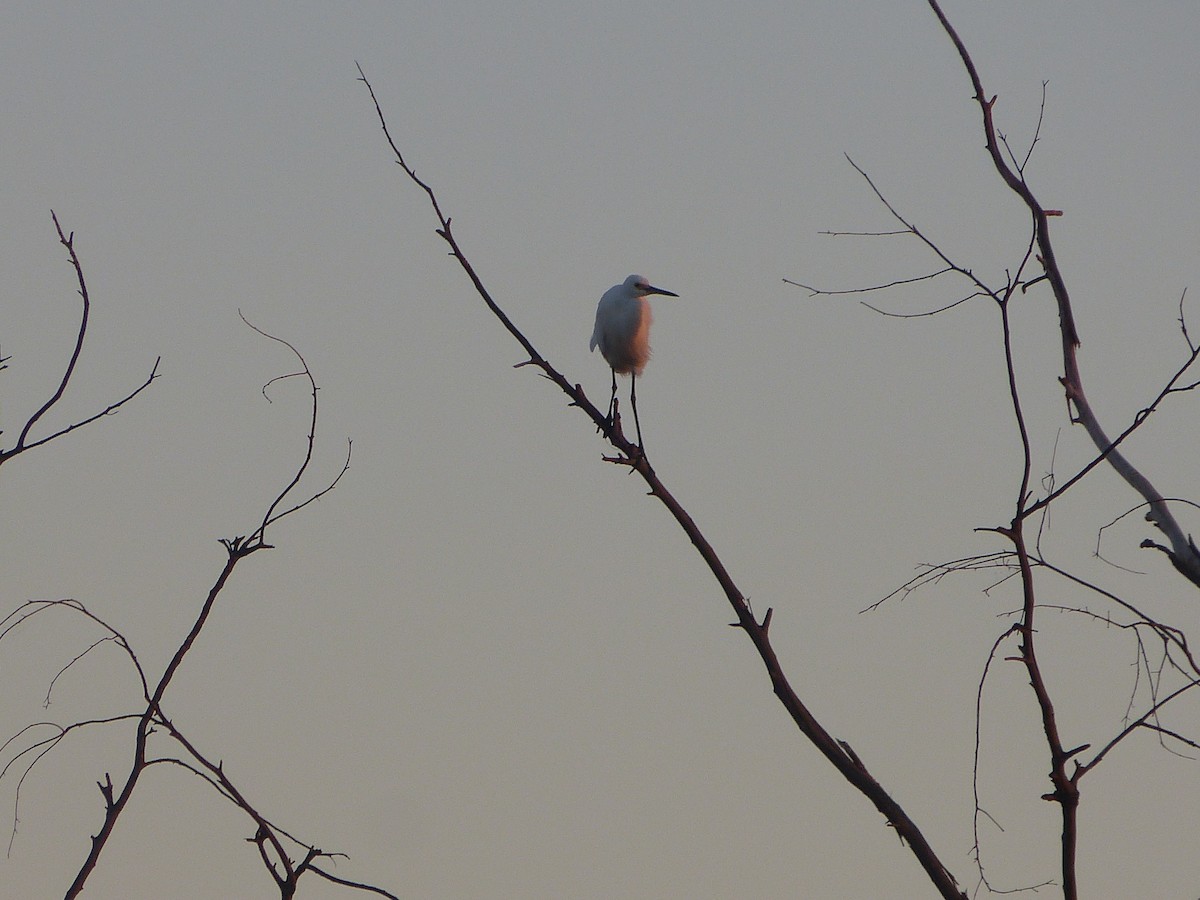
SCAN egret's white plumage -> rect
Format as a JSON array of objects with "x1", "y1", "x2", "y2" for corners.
[{"x1": 590, "y1": 274, "x2": 678, "y2": 448}]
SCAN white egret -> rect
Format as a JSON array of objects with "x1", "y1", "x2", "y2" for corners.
[{"x1": 589, "y1": 274, "x2": 678, "y2": 449}]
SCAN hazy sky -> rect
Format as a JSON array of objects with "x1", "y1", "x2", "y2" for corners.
[{"x1": 3, "y1": 3, "x2": 1200, "y2": 898}]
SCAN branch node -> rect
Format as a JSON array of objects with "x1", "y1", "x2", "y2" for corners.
[
  {"x1": 98, "y1": 774, "x2": 115, "y2": 808},
  {"x1": 837, "y1": 739, "x2": 866, "y2": 771},
  {"x1": 1060, "y1": 743, "x2": 1091, "y2": 762}
]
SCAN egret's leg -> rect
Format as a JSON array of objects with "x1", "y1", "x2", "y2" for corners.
[
  {"x1": 606, "y1": 367, "x2": 618, "y2": 428},
  {"x1": 630, "y1": 372, "x2": 644, "y2": 451}
]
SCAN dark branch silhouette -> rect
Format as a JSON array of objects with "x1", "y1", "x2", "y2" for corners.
[
  {"x1": 925, "y1": 0, "x2": 1200, "y2": 591},
  {"x1": 0, "y1": 314, "x2": 365, "y2": 898},
  {"x1": 0, "y1": 213, "x2": 159, "y2": 467},
  {"x1": 359, "y1": 63, "x2": 969, "y2": 900},
  {"x1": 792, "y1": 6, "x2": 1200, "y2": 896}
]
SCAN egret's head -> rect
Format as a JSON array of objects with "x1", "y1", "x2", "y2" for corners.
[{"x1": 625, "y1": 274, "x2": 679, "y2": 298}]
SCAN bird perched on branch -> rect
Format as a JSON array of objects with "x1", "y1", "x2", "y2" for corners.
[{"x1": 590, "y1": 274, "x2": 678, "y2": 450}]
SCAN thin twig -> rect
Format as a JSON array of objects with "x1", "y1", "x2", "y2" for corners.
[{"x1": 783, "y1": 267, "x2": 954, "y2": 296}]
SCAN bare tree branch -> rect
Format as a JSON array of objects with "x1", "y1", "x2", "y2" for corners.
[
  {"x1": 783, "y1": 267, "x2": 955, "y2": 296},
  {"x1": 360, "y1": 64, "x2": 968, "y2": 900},
  {"x1": 925, "y1": 0, "x2": 1200, "y2": 589},
  {"x1": 861, "y1": 552, "x2": 1017, "y2": 613},
  {"x1": 61, "y1": 324, "x2": 352, "y2": 898},
  {"x1": 0, "y1": 214, "x2": 160, "y2": 467},
  {"x1": 0, "y1": 715, "x2": 143, "y2": 858},
  {"x1": 309, "y1": 865, "x2": 403, "y2": 899},
  {"x1": 1076, "y1": 679, "x2": 1199, "y2": 777},
  {"x1": 971, "y1": 624, "x2": 1020, "y2": 895},
  {"x1": 14, "y1": 212, "x2": 92, "y2": 450},
  {"x1": 2, "y1": 219, "x2": 382, "y2": 896},
  {"x1": 149, "y1": 710, "x2": 371, "y2": 898},
  {"x1": 236, "y1": 312, "x2": 352, "y2": 547},
  {"x1": 0, "y1": 599, "x2": 150, "y2": 701}
]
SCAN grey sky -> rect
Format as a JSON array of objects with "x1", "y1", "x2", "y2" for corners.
[{"x1": 3, "y1": 3, "x2": 1199, "y2": 897}]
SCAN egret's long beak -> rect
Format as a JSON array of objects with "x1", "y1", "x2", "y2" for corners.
[{"x1": 647, "y1": 285, "x2": 679, "y2": 298}]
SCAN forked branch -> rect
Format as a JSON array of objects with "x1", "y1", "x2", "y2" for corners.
[
  {"x1": 925, "y1": 0, "x2": 1200, "y2": 589},
  {"x1": 61, "y1": 321, "x2": 351, "y2": 898},
  {"x1": 1, "y1": 599, "x2": 393, "y2": 898},
  {"x1": 0, "y1": 213, "x2": 160, "y2": 467}
]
